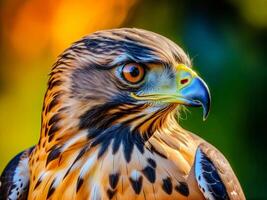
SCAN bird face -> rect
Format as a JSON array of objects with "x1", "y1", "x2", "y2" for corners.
[
  {"x1": 46, "y1": 28, "x2": 210, "y2": 137},
  {"x1": 116, "y1": 62, "x2": 210, "y2": 120}
]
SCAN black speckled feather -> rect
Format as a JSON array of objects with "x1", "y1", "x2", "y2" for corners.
[
  {"x1": 0, "y1": 147, "x2": 33, "y2": 200},
  {"x1": 195, "y1": 147, "x2": 229, "y2": 200}
]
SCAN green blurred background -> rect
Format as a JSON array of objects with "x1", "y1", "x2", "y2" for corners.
[{"x1": 0, "y1": 0, "x2": 266, "y2": 199}]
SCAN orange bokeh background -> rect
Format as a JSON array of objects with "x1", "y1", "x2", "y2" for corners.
[{"x1": 1, "y1": 0, "x2": 136, "y2": 59}]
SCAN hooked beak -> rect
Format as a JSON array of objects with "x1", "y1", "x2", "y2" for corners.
[
  {"x1": 175, "y1": 64, "x2": 211, "y2": 120},
  {"x1": 131, "y1": 64, "x2": 211, "y2": 120}
]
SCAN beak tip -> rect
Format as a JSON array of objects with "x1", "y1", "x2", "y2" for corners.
[
  {"x1": 199, "y1": 91, "x2": 211, "y2": 121},
  {"x1": 202, "y1": 101, "x2": 210, "y2": 121},
  {"x1": 202, "y1": 113, "x2": 209, "y2": 121}
]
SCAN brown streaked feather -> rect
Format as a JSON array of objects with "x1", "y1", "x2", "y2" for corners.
[{"x1": 20, "y1": 28, "x2": 245, "y2": 199}]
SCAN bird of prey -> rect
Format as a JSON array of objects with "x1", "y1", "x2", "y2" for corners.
[{"x1": 0, "y1": 28, "x2": 245, "y2": 200}]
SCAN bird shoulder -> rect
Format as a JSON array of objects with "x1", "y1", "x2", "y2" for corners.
[{"x1": 194, "y1": 142, "x2": 245, "y2": 200}]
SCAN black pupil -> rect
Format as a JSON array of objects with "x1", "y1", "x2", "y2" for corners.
[{"x1": 129, "y1": 66, "x2": 140, "y2": 77}]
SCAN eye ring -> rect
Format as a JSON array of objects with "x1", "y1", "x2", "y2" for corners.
[{"x1": 121, "y1": 63, "x2": 146, "y2": 84}]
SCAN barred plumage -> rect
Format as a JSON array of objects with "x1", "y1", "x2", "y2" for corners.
[{"x1": 0, "y1": 28, "x2": 245, "y2": 200}]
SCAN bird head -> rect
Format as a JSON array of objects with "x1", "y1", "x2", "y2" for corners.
[{"x1": 43, "y1": 28, "x2": 210, "y2": 142}]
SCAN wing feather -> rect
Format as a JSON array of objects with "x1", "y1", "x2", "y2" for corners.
[
  {"x1": 194, "y1": 142, "x2": 245, "y2": 200},
  {"x1": 0, "y1": 147, "x2": 33, "y2": 200}
]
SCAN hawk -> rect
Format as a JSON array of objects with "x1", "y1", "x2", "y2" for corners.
[{"x1": 0, "y1": 28, "x2": 245, "y2": 200}]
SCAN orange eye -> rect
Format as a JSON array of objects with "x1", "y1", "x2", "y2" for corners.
[{"x1": 122, "y1": 63, "x2": 145, "y2": 84}]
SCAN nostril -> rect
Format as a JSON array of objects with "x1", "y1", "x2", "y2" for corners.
[{"x1": 180, "y1": 78, "x2": 189, "y2": 85}]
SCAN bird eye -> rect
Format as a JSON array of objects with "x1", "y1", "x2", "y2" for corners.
[{"x1": 122, "y1": 63, "x2": 145, "y2": 84}]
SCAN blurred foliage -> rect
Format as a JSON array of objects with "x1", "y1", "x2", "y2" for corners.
[{"x1": 0, "y1": 0, "x2": 266, "y2": 199}]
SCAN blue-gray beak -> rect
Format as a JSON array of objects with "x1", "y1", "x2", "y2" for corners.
[
  {"x1": 175, "y1": 64, "x2": 211, "y2": 120},
  {"x1": 130, "y1": 64, "x2": 211, "y2": 120}
]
